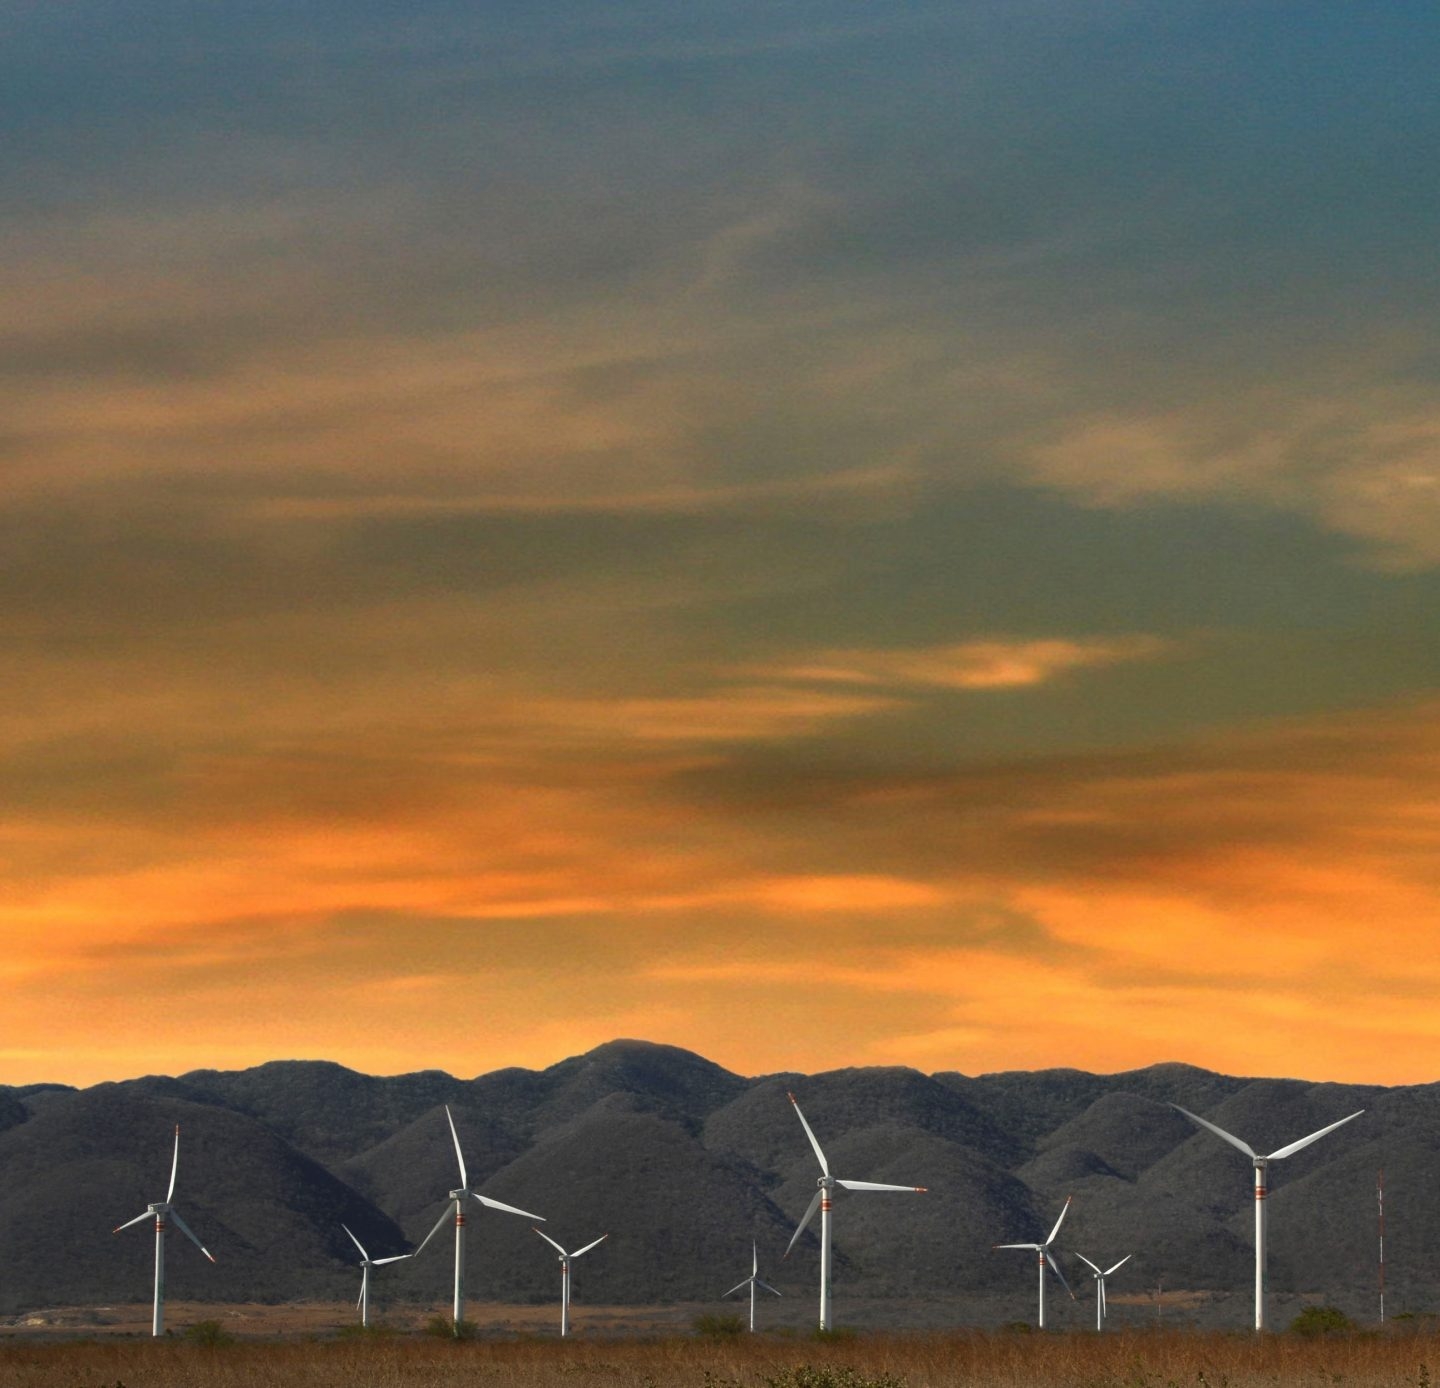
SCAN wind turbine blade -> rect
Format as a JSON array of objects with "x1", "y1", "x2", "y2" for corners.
[
  {"x1": 722, "y1": 1277, "x2": 752, "y2": 1298},
  {"x1": 1171, "y1": 1104, "x2": 1257, "y2": 1159},
  {"x1": 444, "y1": 1105, "x2": 468, "y2": 1189},
  {"x1": 752, "y1": 1241, "x2": 758, "y2": 1277},
  {"x1": 757, "y1": 1280, "x2": 783, "y2": 1297},
  {"x1": 357, "y1": 1285, "x2": 365, "y2": 1311},
  {"x1": 1046, "y1": 1194, "x2": 1072, "y2": 1245},
  {"x1": 373, "y1": 1253, "x2": 413, "y2": 1265},
  {"x1": 414, "y1": 1203, "x2": 454, "y2": 1258},
  {"x1": 1267, "y1": 1110, "x2": 1365, "y2": 1161},
  {"x1": 473, "y1": 1191, "x2": 544, "y2": 1221},
  {"x1": 342, "y1": 1223, "x2": 370, "y2": 1263},
  {"x1": 788, "y1": 1093, "x2": 830, "y2": 1176},
  {"x1": 167, "y1": 1209, "x2": 216, "y2": 1263},
  {"x1": 1047, "y1": 1251, "x2": 1074, "y2": 1300},
  {"x1": 1075, "y1": 1252, "x2": 1102, "y2": 1276},
  {"x1": 572, "y1": 1234, "x2": 608, "y2": 1259},
  {"x1": 533, "y1": 1227, "x2": 567, "y2": 1256},
  {"x1": 784, "y1": 1189, "x2": 824, "y2": 1258},
  {"x1": 1100, "y1": 1280, "x2": 1107, "y2": 1317},
  {"x1": 837, "y1": 1179, "x2": 927, "y2": 1193},
  {"x1": 113, "y1": 1210, "x2": 152, "y2": 1234},
  {"x1": 167, "y1": 1126, "x2": 180, "y2": 1204},
  {"x1": 1104, "y1": 1254, "x2": 1133, "y2": 1277},
  {"x1": 992, "y1": 1242, "x2": 1041, "y2": 1251}
]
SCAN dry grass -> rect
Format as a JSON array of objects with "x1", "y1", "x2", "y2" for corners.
[{"x1": 1, "y1": 1329, "x2": 1438, "y2": 1388}]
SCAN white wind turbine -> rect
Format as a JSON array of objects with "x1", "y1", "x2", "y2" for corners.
[
  {"x1": 415, "y1": 1104, "x2": 545, "y2": 1334},
  {"x1": 112, "y1": 1124, "x2": 217, "y2": 1337},
  {"x1": 723, "y1": 1240, "x2": 782, "y2": 1332},
  {"x1": 533, "y1": 1228, "x2": 608, "y2": 1336},
  {"x1": 1075, "y1": 1252, "x2": 1131, "y2": 1332},
  {"x1": 783, "y1": 1091, "x2": 928, "y2": 1332},
  {"x1": 1172, "y1": 1103, "x2": 1364, "y2": 1332},
  {"x1": 992, "y1": 1195, "x2": 1075, "y2": 1329},
  {"x1": 342, "y1": 1223, "x2": 422, "y2": 1328}
]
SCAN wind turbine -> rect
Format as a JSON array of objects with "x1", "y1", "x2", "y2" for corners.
[
  {"x1": 992, "y1": 1195, "x2": 1075, "y2": 1329},
  {"x1": 1172, "y1": 1103, "x2": 1364, "y2": 1332},
  {"x1": 111, "y1": 1124, "x2": 216, "y2": 1337},
  {"x1": 342, "y1": 1223, "x2": 420, "y2": 1328},
  {"x1": 722, "y1": 1240, "x2": 782, "y2": 1332},
  {"x1": 533, "y1": 1228, "x2": 608, "y2": 1336},
  {"x1": 416, "y1": 1104, "x2": 545, "y2": 1335},
  {"x1": 1075, "y1": 1252, "x2": 1131, "y2": 1332},
  {"x1": 783, "y1": 1091, "x2": 928, "y2": 1332}
]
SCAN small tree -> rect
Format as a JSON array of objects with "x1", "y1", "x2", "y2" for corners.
[{"x1": 1291, "y1": 1305, "x2": 1354, "y2": 1337}]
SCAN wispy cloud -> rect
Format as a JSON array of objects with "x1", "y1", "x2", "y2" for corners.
[
  {"x1": 750, "y1": 635, "x2": 1172, "y2": 691},
  {"x1": 1031, "y1": 388, "x2": 1440, "y2": 569}
]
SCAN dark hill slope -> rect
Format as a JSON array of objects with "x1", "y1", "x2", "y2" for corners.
[
  {"x1": 159, "y1": 1061, "x2": 468, "y2": 1169},
  {"x1": 705, "y1": 1067, "x2": 1018, "y2": 1173},
  {"x1": 0, "y1": 1087, "x2": 404, "y2": 1314},
  {"x1": 501, "y1": 1039, "x2": 748, "y2": 1137},
  {"x1": 1, "y1": 1044, "x2": 1435, "y2": 1316},
  {"x1": 0, "y1": 1089, "x2": 27, "y2": 1135},
  {"x1": 382, "y1": 1094, "x2": 791, "y2": 1306}
]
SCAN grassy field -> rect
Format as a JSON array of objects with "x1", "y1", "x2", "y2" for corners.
[{"x1": 2, "y1": 1328, "x2": 1437, "y2": 1388}]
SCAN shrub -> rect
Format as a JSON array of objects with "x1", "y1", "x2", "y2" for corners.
[
  {"x1": 424, "y1": 1315, "x2": 476, "y2": 1339},
  {"x1": 693, "y1": 1313, "x2": 746, "y2": 1337},
  {"x1": 181, "y1": 1319, "x2": 234, "y2": 1347},
  {"x1": 762, "y1": 1366, "x2": 905, "y2": 1388},
  {"x1": 1291, "y1": 1305, "x2": 1355, "y2": 1337}
]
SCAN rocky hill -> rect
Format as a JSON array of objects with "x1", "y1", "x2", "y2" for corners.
[{"x1": 0, "y1": 1041, "x2": 1425, "y2": 1324}]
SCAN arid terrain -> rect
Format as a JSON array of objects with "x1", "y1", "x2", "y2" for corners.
[{"x1": 1, "y1": 1323, "x2": 1438, "y2": 1388}]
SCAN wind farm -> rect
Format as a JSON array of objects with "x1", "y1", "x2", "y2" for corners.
[
  {"x1": 8, "y1": 2, "x2": 1439, "y2": 1385},
  {"x1": 0, "y1": 1041, "x2": 1412, "y2": 1339}
]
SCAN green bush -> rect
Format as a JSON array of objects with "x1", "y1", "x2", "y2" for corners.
[
  {"x1": 182, "y1": 1319, "x2": 234, "y2": 1347},
  {"x1": 1291, "y1": 1305, "x2": 1355, "y2": 1337},
  {"x1": 424, "y1": 1314, "x2": 476, "y2": 1339},
  {"x1": 693, "y1": 1313, "x2": 747, "y2": 1337},
  {"x1": 762, "y1": 1366, "x2": 905, "y2": 1388}
]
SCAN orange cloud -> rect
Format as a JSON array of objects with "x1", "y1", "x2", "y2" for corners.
[{"x1": 752, "y1": 635, "x2": 1171, "y2": 691}]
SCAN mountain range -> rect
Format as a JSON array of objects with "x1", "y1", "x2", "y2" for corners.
[{"x1": 0, "y1": 1041, "x2": 1423, "y2": 1323}]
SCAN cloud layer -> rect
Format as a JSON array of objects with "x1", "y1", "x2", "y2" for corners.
[{"x1": 5, "y1": 1, "x2": 1440, "y2": 1084}]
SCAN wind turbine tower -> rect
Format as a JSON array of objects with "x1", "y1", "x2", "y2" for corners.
[
  {"x1": 342, "y1": 1223, "x2": 421, "y2": 1328},
  {"x1": 993, "y1": 1195, "x2": 1074, "y2": 1329},
  {"x1": 533, "y1": 1228, "x2": 608, "y2": 1336},
  {"x1": 723, "y1": 1241, "x2": 782, "y2": 1331},
  {"x1": 417, "y1": 1104, "x2": 545, "y2": 1334},
  {"x1": 783, "y1": 1091, "x2": 927, "y2": 1332},
  {"x1": 1172, "y1": 1103, "x2": 1364, "y2": 1332},
  {"x1": 1076, "y1": 1252, "x2": 1131, "y2": 1332},
  {"x1": 111, "y1": 1124, "x2": 216, "y2": 1337}
]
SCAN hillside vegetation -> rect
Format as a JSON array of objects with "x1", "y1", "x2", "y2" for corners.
[{"x1": 0, "y1": 1041, "x2": 1421, "y2": 1321}]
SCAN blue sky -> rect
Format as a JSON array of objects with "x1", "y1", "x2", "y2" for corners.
[{"x1": 5, "y1": 2, "x2": 1440, "y2": 1084}]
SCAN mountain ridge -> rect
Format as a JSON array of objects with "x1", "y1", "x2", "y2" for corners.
[{"x1": 0, "y1": 1040, "x2": 1424, "y2": 1321}]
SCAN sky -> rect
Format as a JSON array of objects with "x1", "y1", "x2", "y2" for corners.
[{"x1": 6, "y1": 1, "x2": 1440, "y2": 1087}]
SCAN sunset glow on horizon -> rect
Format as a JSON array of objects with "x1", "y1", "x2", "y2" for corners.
[{"x1": 7, "y1": 3, "x2": 1440, "y2": 1090}]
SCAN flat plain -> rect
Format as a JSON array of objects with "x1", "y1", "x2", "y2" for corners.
[{"x1": 3, "y1": 1321, "x2": 1439, "y2": 1388}]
